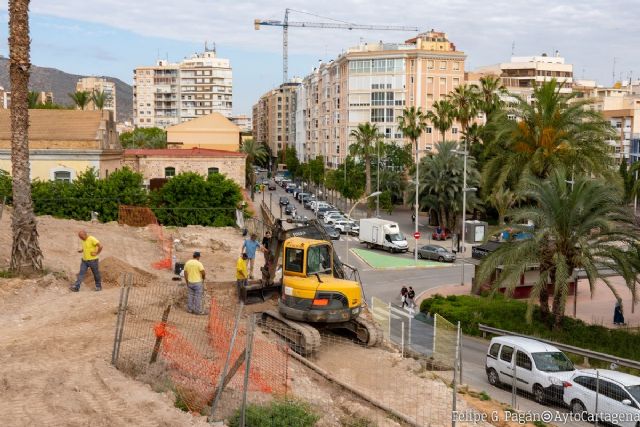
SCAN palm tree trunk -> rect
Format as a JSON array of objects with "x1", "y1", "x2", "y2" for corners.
[
  {"x1": 441, "y1": 130, "x2": 446, "y2": 143},
  {"x1": 9, "y1": 0, "x2": 43, "y2": 274},
  {"x1": 551, "y1": 291, "x2": 564, "y2": 329},
  {"x1": 365, "y1": 152, "x2": 371, "y2": 218}
]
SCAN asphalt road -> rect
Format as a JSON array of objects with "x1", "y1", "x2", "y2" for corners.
[{"x1": 260, "y1": 179, "x2": 586, "y2": 426}]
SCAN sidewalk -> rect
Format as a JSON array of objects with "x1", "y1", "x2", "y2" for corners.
[{"x1": 417, "y1": 275, "x2": 640, "y2": 329}]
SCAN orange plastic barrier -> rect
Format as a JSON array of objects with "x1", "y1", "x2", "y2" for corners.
[{"x1": 118, "y1": 205, "x2": 172, "y2": 270}]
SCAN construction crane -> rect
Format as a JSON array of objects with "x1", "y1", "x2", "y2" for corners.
[{"x1": 255, "y1": 8, "x2": 419, "y2": 83}]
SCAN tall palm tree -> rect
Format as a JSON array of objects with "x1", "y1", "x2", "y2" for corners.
[
  {"x1": 448, "y1": 83, "x2": 480, "y2": 137},
  {"x1": 27, "y1": 91, "x2": 39, "y2": 108},
  {"x1": 483, "y1": 79, "x2": 614, "y2": 193},
  {"x1": 9, "y1": 0, "x2": 43, "y2": 273},
  {"x1": 68, "y1": 90, "x2": 91, "y2": 110},
  {"x1": 478, "y1": 75, "x2": 506, "y2": 122},
  {"x1": 478, "y1": 168, "x2": 640, "y2": 329},
  {"x1": 398, "y1": 107, "x2": 428, "y2": 213},
  {"x1": 488, "y1": 186, "x2": 518, "y2": 226},
  {"x1": 91, "y1": 89, "x2": 109, "y2": 111},
  {"x1": 240, "y1": 139, "x2": 268, "y2": 197},
  {"x1": 426, "y1": 99, "x2": 455, "y2": 143},
  {"x1": 349, "y1": 122, "x2": 380, "y2": 217}
]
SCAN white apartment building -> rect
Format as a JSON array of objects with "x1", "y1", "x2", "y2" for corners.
[
  {"x1": 76, "y1": 77, "x2": 117, "y2": 119},
  {"x1": 133, "y1": 49, "x2": 232, "y2": 129}
]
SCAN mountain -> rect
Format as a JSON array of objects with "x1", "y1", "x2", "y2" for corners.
[{"x1": 0, "y1": 56, "x2": 132, "y2": 122}]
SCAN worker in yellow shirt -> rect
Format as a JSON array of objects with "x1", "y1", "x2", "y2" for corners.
[
  {"x1": 184, "y1": 251, "x2": 206, "y2": 315},
  {"x1": 69, "y1": 230, "x2": 103, "y2": 292},
  {"x1": 236, "y1": 253, "x2": 249, "y2": 298}
]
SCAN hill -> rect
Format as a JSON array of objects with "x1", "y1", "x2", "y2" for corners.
[{"x1": 0, "y1": 56, "x2": 132, "y2": 122}]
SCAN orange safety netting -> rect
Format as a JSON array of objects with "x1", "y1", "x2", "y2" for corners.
[
  {"x1": 118, "y1": 205, "x2": 172, "y2": 270},
  {"x1": 153, "y1": 298, "x2": 288, "y2": 413}
]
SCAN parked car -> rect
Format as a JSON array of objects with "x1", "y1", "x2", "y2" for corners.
[
  {"x1": 286, "y1": 183, "x2": 297, "y2": 193},
  {"x1": 332, "y1": 220, "x2": 354, "y2": 234},
  {"x1": 486, "y1": 336, "x2": 575, "y2": 404},
  {"x1": 563, "y1": 369, "x2": 640, "y2": 426},
  {"x1": 268, "y1": 182, "x2": 276, "y2": 190},
  {"x1": 418, "y1": 245, "x2": 456, "y2": 262},
  {"x1": 322, "y1": 224, "x2": 340, "y2": 240},
  {"x1": 432, "y1": 226, "x2": 451, "y2": 241},
  {"x1": 279, "y1": 196, "x2": 289, "y2": 206},
  {"x1": 261, "y1": 179, "x2": 270, "y2": 185},
  {"x1": 303, "y1": 197, "x2": 315, "y2": 209},
  {"x1": 284, "y1": 205, "x2": 295, "y2": 215},
  {"x1": 324, "y1": 213, "x2": 346, "y2": 225},
  {"x1": 316, "y1": 207, "x2": 331, "y2": 219}
]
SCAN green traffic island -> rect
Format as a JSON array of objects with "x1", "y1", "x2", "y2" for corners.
[{"x1": 350, "y1": 247, "x2": 452, "y2": 269}]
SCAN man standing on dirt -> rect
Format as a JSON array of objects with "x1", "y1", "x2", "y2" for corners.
[
  {"x1": 236, "y1": 253, "x2": 249, "y2": 299},
  {"x1": 69, "y1": 230, "x2": 103, "y2": 292},
  {"x1": 184, "y1": 251, "x2": 206, "y2": 315},
  {"x1": 242, "y1": 233, "x2": 263, "y2": 279}
]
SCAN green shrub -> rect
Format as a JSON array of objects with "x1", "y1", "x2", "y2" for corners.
[
  {"x1": 0, "y1": 169, "x2": 11, "y2": 203},
  {"x1": 228, "y1": 399, "x2": 319, "y2": 427},
  {"x1": 420, "y1": 294, "x2": 640, "y2": 361}
]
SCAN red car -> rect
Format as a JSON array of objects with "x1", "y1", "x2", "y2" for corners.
[{"x1": 432, "y1": 227, "x2": 451, "y2": 241}]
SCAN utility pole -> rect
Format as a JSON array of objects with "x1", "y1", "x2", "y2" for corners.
[
  {"x1": 376, "y1": 140, "x2": 380, "y2": 217},
  {"x1": 460, "y1": 139, "x2": 467, "y2": 286},
  {"x1": 414, "y1": 139, "x2": 419, "y2": 264}
]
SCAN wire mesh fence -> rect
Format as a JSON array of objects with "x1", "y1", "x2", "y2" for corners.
[{"x1": 118, "y1": 205, "x2": 173, "y2": 270}]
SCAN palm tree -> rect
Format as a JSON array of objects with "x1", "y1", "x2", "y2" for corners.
[
  {"x1": 68, "y1": 90, "x2": 91, "y2": 110},
  {"x1": 478, "y1": 168, "x2": 640, "y2": 329},
  {"x1": 478, "y1": 75, "x2": 506, "y2": 122},
  {"x1": 91, "y1": 90, "x2": 109, "y2": 111},
  {"x1": 349, "y1": 122, "x2": 380, "y2": 217},
  {"x1": 398, "y1": 107, "x2": 428, "y2": 214},
  {"x1": 240, "y1": 139, "x2": 268, "y2": 198},
  {"x1": 418, "y1": 140, "x2": 480, "y2": 230},
  {"x1": 27, "y1": 91, "x2": 39, "y2": 108},
  {"x1": 488, "y1": 186, "x2": 518, "y2": 226},
  {"x1": 426, "y1": 100, "x2": 455, "y2": 143},
  {"x1": 483, "y1": 79, "x2": 614, "y2": 193},
  {"x1": 448, "y1": 83, "x2": 480, "y2": 137},
  {"x1": 9, "y1": 0, "x2": 43, "y2": 273}
]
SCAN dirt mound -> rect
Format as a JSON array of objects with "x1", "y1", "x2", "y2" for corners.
[{"x1": 82, "y1": 256, "x2": 157, "y2": 288}]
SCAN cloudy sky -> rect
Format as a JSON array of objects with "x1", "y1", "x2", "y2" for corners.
[{"x1": 0, "y1": 0, "x2": 637, "y2": 116}]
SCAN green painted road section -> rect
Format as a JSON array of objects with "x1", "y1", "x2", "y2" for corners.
[{"x1": 351, "y1": 248, "x2": 448, "y2": 269}]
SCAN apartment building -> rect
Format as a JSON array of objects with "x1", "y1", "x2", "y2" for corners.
[
  {"x1": 295, "y1": 30, "x2": 466, "y2": 166},
  {"x1": 252, "y1": 80, "x2": 301, "y2": 158},
  {"x1": 76, "y1": 77, "x2": 117, "y2": 119},
  {"x1": 133, "y1": 48, "x2": 232, "y2": 129},
  {"x1": 0, "y1": 87, "x2": 53, "y2": 109},
  {"x1": 230, "y1": 115, "x2": 253, "y2": 133}
]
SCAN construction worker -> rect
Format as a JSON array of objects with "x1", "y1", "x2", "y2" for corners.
[
  {"x1": 236, "y1": 253, "x2": 249, "y2": 299},
  {"x1": 69, "y1": 230, "x2": 103, "y2": 292},
  {"x1": 184, "y1": 251, "x2": 206, "y2": 315},
  {"x1": 241, "y1": 233, "x2": 263, "y2": 279}
]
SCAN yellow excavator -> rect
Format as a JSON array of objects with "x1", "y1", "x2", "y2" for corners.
[{"x1": 245, "y1": 218, "x2": 381, "y2": 355}]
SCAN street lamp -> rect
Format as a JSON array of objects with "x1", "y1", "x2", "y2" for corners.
[
  {"x1": 376, "y1": 140, "x2": 381, "y2": 218},
  {"x1": 414, "y1": 143, "x2": 420, "y2": 264},
  {"x1": 346, "y1": 191, "x2": 382, "y2": 266},
  {"x1": 452, "y1": 146, "x2": 477, "y2": 286}
]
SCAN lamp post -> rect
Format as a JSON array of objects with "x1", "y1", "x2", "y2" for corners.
[
  {"x1": 376, "y1": 140, "x2": 380, "y2": 218},
  {"x1": 452, "y1": 145, "x2": 476, "y2": 286},
  {"x1": 346, "y1": 191, "x2": 382, "y2": 266},
  {"x1": 414, "y1": 141, "x2": 419, "y2": 264}
]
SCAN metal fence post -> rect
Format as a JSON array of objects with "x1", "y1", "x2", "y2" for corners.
[
  {"x1": 240, "y1": 315, "x2": 256, "y2": 427},
  {"x1": 433, "y1": 314, "x2": 438, "y2": 354},
  {"x1": 458, "y1": 325, "x2": 463, "y2": 386},
  {"x1": 595, "y1": 369, "x2": 600, "y2": 427},
  {"x1": 401, "y1": 321, "x2": 405, "y2": 358},
  {"x1": 511, "y1": 356, "x2": 517, "y2": 409},
  {"x1": 388, "y1": 302, "x2": 392, "y2": 339},
  {"x1": 408, "y1": 315, "x2": 412, "y2": 351},
  {"x1": 111, "y1": 273, "x2": 132, "y2": 367},
  {"x1": 452, "y1": 321, "x2": 460, "y2": 427}
]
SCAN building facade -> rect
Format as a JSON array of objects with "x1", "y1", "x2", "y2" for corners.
[
  {"x1": 166, "y1": 112, "x2": 241, "y2": 151},
  {"x1": 133, "y1": 48, "x2": 232, "y2": 129},
  {"x1": 76, "y1": 77, "x2": 117, "y2": 119},
  {"x1": 229, "y1": 115, "x2": 252, "y2": 133},
  {"x1": 253, "y1": 31, "x2": 466, "y2": 168}
]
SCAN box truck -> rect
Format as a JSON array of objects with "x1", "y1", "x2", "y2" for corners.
[{"x1": 358, "y1": 218, "x2": 409, "y2": 253}]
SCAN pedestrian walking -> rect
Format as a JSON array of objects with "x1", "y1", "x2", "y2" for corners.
[
  {"x1": 614, "y1": 299, "x2": 625, "y2": 325},
  {"x1": 184, "y1": 251, "x2": 206, "y2": 315},
  {"x1": 236, "y1": 253, "x2": 249, "y2": 299},
  {"x1": 400, "y1": 286, "x2": 408, "y2": 308},
  {"x1": 69, "y1": 230, "x2": 103, "y2": 292},
  {"x1": 242, "y1": 233, "x2": 263, "y2": 279},
  {"x1": 407, "y1": 286, "x2": 416, "y2": 310}
]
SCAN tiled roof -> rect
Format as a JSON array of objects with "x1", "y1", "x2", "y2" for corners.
[
  {"x1": 166, "y1": 113, "x2": 240, "y2": 132},
  {"x1": 0, "y1": 109, "x2": 104, "y2": 141},
  {"x1": 124, "y1": 147, "x2": 246, "y2": 158}
]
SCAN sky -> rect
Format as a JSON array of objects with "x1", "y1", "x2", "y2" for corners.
[{"x1": 0, "y1": 0, "x2": 638, "y2": 116}]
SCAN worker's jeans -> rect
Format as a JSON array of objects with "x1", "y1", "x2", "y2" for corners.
[
  {"x1": 187, "y1": 282, "x2": 203, "y2": 314},
  {"x1": 248, "y1": 258, "x2": 255, "y2": 278},
  {"x1": 73, "y1": 259, "x2": 101, "y2": 290},
  {"x1": 236, "y1": 278, "x2": 248, "y2": 300}
]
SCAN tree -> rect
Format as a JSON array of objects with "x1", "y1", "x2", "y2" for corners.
[
  {"x1": 483, "y1": 79, "x2": 615, "y2": 193},
  {"x1": 620, "y1": 159, "x2": 636, "y2": 205},
  {"x1": 478, "y1": 168, "x2": 640, "y2": 329},
  {"x1": 9, "y1": 0, "x2": 43, "y2": 273},
  {"x1": 68, "y1": 90, "x2": 91, "y2": 110},
  {"x1": 478, "y1": 75, "x2": 506, "y2": 122},
  {"x1": 91, "y1": 89, "x2": 109, "y2": 111},
  {"x1": 27, "y1": 90, "x2": 39, "y2": 108},
  {"x1": 240, "y1": 138, "x2": 268, "y2": 198},
  {"x1": 278, "y1": 146, "x2": 300, "y2": 178},
  {"x1": 335, "y1": 156, "x2": 365, "y2": 202},
  {"x1": 398, "y1": 107, "x2": 428, "y2": 214},
  {"x1": 448, "y1": 83, "x2": 480, "y2": 136},
  {"x1": 417, "y1": 140, "x2": 480, "y2": 230},
  {"x1": 426, "y1": 99, "x2": 455, "y2": 143},
  {"x1": 119, "y1": 128, "x2": 167, "y2": 149},
  {"x1": 349, "y1": 123, "x2": 380, "y2": 216},
  {"x1": 488, "y1": 186, "x2": 518, "y2": 226}
]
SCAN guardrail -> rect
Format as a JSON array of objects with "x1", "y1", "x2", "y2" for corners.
[{"x1": 478, "y1": 324, "x2": 640, "y2": 370}]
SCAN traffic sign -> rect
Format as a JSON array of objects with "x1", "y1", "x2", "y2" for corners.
[{"x1": 413, "y1": 232, "x2": 420, "y2": 239}]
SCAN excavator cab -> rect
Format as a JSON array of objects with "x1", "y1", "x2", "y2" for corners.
[{"x1": 278, "y1": 237, "x2": 362, "y2": 323}]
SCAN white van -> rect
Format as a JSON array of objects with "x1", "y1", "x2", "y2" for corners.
[
  {"x1": 358, "y1": 218, "x2": 409, "y2": 253},
  {"x1": 486, "y1": 336, "x2": 575, "y2": 403}
]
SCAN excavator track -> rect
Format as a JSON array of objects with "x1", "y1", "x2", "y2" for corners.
[
  {"x1": 260, "y1": 310, "x2": 322, "y2": 356},
  {"x1": 353, "y1": 314, "x2": 384, "y2": 347}
]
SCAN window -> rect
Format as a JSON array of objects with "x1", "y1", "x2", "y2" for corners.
[
  {"x1": 489, "y1": 343, "x2": 500, "y2": 358},
  {"x1": 426, "y1": 127, "x2": 432, "y2": 134},
  {"x1": 499, "y1": 345, "x2": 514, "y2": 363},
  {"x1": 515, "y1": 351, "x2": 532, "y2": 370},
  {"x1": 439, "y1": 61, "x2": 446, "y2": 70},
  {"x1": 53, "y1": 170, "x2": 72, "y2": 183},
  {"x1": 453, "y1": 78, "x2": 460, "y2": 86},
  {"x1": 307, "y1": 245, "x2": 331, "y2": 275},
  {"x1": 531, "y1": 352, "x2": 574, "y2": 372},
  {"x1": 164, "y1": 167, "x2": 176, "y2": 178},
  {"x1": 574, "y1": 376, "x2": 596, "y2": 391},
  {"x1": 427, "y1": 60, "x2": 434, "y2": 69},
  {"x1": 208, "y1": 167, "x2": 219, "y2": 176},
  {"x1": 453, "y1": 62, "x2": 460, "y2": 71},
  {"x1": 452, "y1": 128, "x2": 458, "y2": 134},
  {"x1": 427, "y1": 77, "x2": 433, "y2": 84},
  {"x1": 371, "y1": 108, "x2": 385, "y2": 123},
  {"x1": 285, "y1": 248, "x2": 304, "y2": 273},
  {"x1": 439, "y1": 77, "x2": 447, "y2": 86}
]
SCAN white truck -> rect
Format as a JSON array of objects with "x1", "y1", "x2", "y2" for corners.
[{"x1": 358, "y1": 218, "x2": 409, "y2": 253}]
